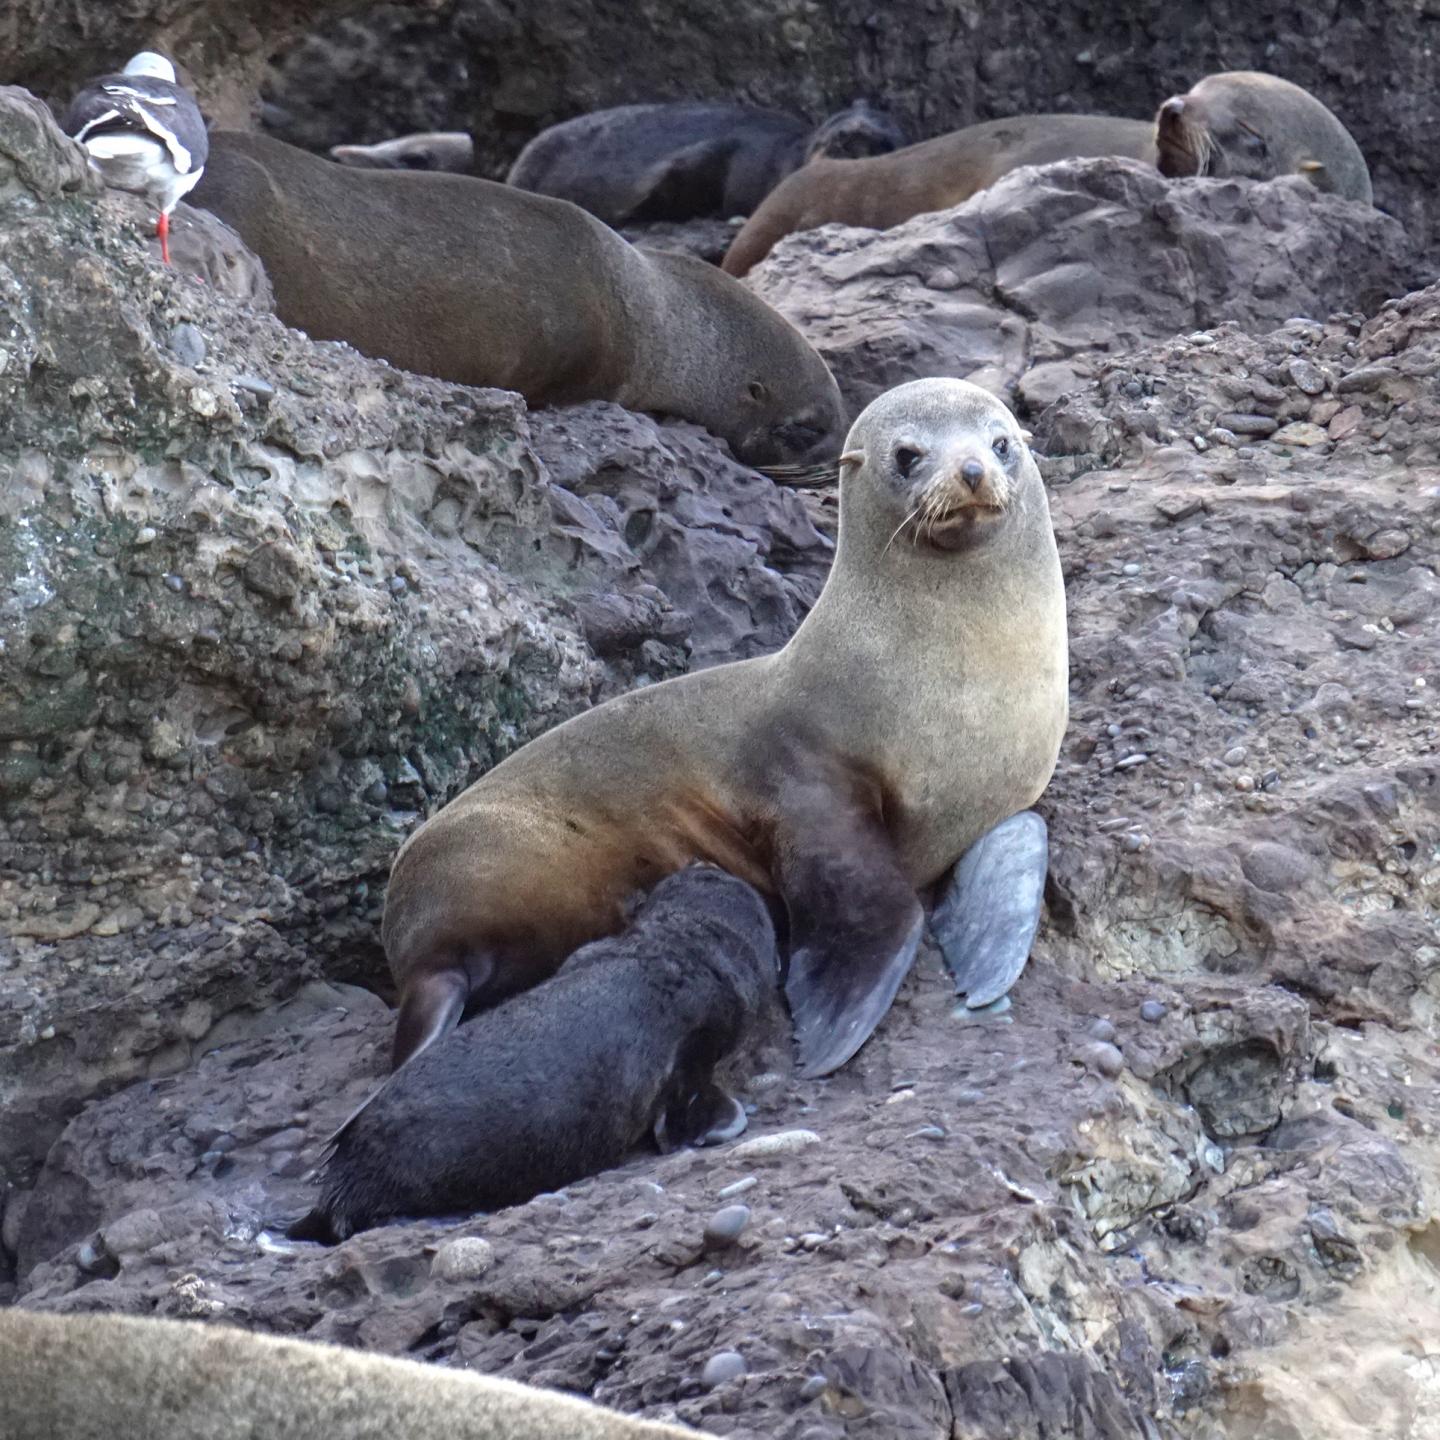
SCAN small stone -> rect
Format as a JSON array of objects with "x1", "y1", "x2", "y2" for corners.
[
  {"x1": 799, "y1": 1374, "x2": 829, "y2": 1402},
  {"x1": 1191, "y1": 435, "x2": 1208, "y2": 452},
  {"x1": 134, "y1": 526, "x2": 157, "y2": 546},
  {"x1": 232, "y1": 373, "x2": 275, "y2": 398},
  {"x1": 1089, "y1": 1018, "x2": 1117, "y2": 1042},
  {"x1": 907, "y1": 1125, "x2": 947, "y2": 1141},
  {"x1": 730, "y1": 1129, "x2": 820, "y2": 1161},
  {"x1": 703, "y1": 1205, "x2": 752, "y2": 1249},
  {"x1": 1140, "y1": 1000, "x2": 1167, "y2": 1023},
  {"x1": 187, "y1": 386, "x2": 219, "y2": 417},
  {"x1": 163, "y1": 574, "x2": 186, "y2": 593},
  {"x1": 700, "y1": 1351, "x2": 747, "y2": 1389},
  {"x1": 1285, "y1": 356, "x2": 1326, "y2": 394},
  {"x1": 388, "y1": 575, "x2": 408, "y2": 595},
  {"x1": 168, "y1": 322, "x2": 206, "y2": 367},
  {"x1": 717, "y1": 1176, "x2": 757, "y2": 1200},
  {"x1": 1115, "y1": 753, "x2": 1149, "y2": 770},
  {"x1": 1121, "y1": 831, "x2": 1150, "y2": 853},
  {"x1": 1235, "y1": 775, "x2": 1255, "y2": 792},
  {"x1": 1335, "y1": 363, "x2": 1397, "y2": 394},
  {"x1": 1121, "y1": 562, "x2": 1141, "y2": 576},
  {"x1": 1074, "y1": 1041, "x2": 1125, "y2": 1078},
  {"x1": 431, "y1": 1236, "x2": 495, "y2": 1282},
  {"x1": 1216, "y1": 411, "x2": 1278, "y2": 437},
  {"x1": 1223, "y1": 745, "x2": 1247, "y2": 766}
]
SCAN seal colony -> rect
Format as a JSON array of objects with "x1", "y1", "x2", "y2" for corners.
[
  {"x1": 292, "y1": 866, "x2": 777, "y2": 1241},
  {"x1": 507, "y1": 99, "x2": 906, "y2": 224},
  {"x1": 379, "y1": 377, "x2": 1068, "y2": 1080},
  {"x1": 0, "y1": 1309, "x2": 703, "y2": 1440},
  {"x1": 190, "y1": 131, "x2": 845, "y2": 470}
]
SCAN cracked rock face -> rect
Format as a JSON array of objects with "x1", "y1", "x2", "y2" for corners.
[{"x1": 3, "y1": 50, "x2": 1440, "y2": 1440}]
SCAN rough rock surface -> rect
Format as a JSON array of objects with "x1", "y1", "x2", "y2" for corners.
[
  {"x1": 6, "y1": 45, "x2": 1440, "y2": 1440},
  {"x1": 261, "y1": 1, "x2": 1440, "y2": 264},
  {"x1": 0, "y1": 88, "x2": 829, "y2": 1195},
  {"x1": 747, "y1": 159, "x2": 1424, "y2": 419}
]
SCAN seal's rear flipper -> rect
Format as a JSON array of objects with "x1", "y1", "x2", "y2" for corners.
[
  {"x1": 932, "y1": 810, "x2": 1048, "y2": 1009},
  {"x1": 775, "y1": 783, "x2": 926, "y2": 1078}
]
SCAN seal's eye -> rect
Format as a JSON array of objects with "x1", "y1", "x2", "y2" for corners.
[
  {"x1": 747, "y1": 380, "x2": 769, "y2": 403},
  {"x1": 894, "y1": 446, "x2": 921, "y2": 478},
  {"x1": 992, "y1": 435, "x2": 1010, "y2": 460},
  {"x1": 1237, "y1": 122, "x2": 1268, "y2": 158}
]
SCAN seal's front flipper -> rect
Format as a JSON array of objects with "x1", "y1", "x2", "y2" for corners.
[
  {"x1": 775, "y1": 786, "x2": 925, "y2": 1079},
  {"x1": 932, "y1": 810, "x2": 1048, "y2": 1009}
]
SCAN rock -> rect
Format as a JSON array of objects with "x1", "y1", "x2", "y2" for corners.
[
  {"x1": 729, "y1": 1130, "x2": 822, "y2": 1161},
  {"x1": 699, "y1": 1351, "x2": 747, "y2": 1389},
  {"x1": 749, "y1": 161, "x2": 1420, "y2": 415},
  {"x1": 432, "y1": 1236, "x2": 496, "y2": 1282},
  {"x1": 702, "y1": 1205, "x2": 751, "y2": 1250},
  {"x1": 1140, "y1": 1000, "x2": 1167, "y2": 1024},
  {"x1": 1074, "y1": 1041, "x2": 1125, "y2": 1078}
]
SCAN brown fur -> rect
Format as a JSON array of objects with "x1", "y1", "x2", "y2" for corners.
[
  {"x1": 382, "y1": 378, "x2": 1068, "y2": 1073},
  {"x1": 190, "y1": 132, "x2": 843, "y2": 469},
  {"x1": 722, "y1": 113, "x2": 1157, "y2": 276},
  {"x1": 1154, "y1": 71, "x2": 1372, "y2": 205},
  {"x1": 0, "y1": 1309, "x2": 700, "y2": 1440}
]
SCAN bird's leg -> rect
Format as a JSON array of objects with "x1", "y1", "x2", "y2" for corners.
[{"x1": 157, "y1": 210, "x2": 171, "y2": 265}]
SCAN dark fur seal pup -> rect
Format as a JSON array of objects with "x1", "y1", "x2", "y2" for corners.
[
  {"x1": 1155, "y1": 71, "x2": 1372, "y2": 205},
  {"x1": 330, "y1": 130, "x2": 475, "y2": 172},
  {"x1": 507, "y1": 99, "x2": 905, "y2": 224},
  {"x1": 0, "y1": 1309, "x2": 702, "y2": 1440},
  {"x1": 380, "y1": 378, "x2": 1067, "y2": 1080},
  {"x1": 190, "y1": 131, "x2": 843, "y2": 470},
  {"x1": 722, "y1": 113, "x2": 1156, "y2": 276},
  {"x1": 292, "y1": 867, "x2": 776, "y2": 1241}
]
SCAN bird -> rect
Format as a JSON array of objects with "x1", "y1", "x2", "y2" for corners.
[{"x1": 63, "y1": 51, "x2": 208, "y2": 265}]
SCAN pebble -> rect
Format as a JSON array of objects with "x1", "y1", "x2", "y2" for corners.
[
  {"x1": 431, "y1": 1236, "x2": 495, "y2": 1282},
  {"x1": 388, "y1": 576, "x2": 408, "y2": 595},
  {"x1": 168, "y1": 322, "x2": 206, "y2": 368},
  {"x1": 1222, "y1": 745, "x2": 1248, "y2": 766},
  {"x1": 1140, "y1": 1000, "x2": 1168, "y2": 1023},
  {"x1": 1074, "y1": 1041, "x2": 1125, "y2": 1078},
  {"x1": 703, "y1": 1204, "x2": 752, "y2": 1249},
  {"x1": 133, "y1": 526, "x2": 157, "y2": 546},
  {"x1": 1121, "y1": 832, "x2": 1150, "y2": 853},
  {"x1": 1285, "y1": 356, "x2": 1326, "y2": 394},
  {"x1": 162, "y1": 574, "x2": 185, "y2": 593},
  {"x1": 700, "y1": 1351, "x2": 747, "y2": 1389},
  {"x1": 1121, "y1": 562, "x2": 1141, "y2": 576},
  {"x1": 799, "y1": 1374, "x2": 829, "y2": 1402},
  {"x1": 231, "y1": 373, "x2": 275, "y2": 397},
  {"x1": 717, "y1": 1176, "x2": 757, "y2": 1200},
  {"x1": 731, "y1": 1129, "x2": 821, "y2": 1160},
  {"x1": 1115, "y1": 753, "x2": 1149, "y2": 769},
  {"x1": 1089, "y1": 1018, "x2": 1117, "y2": 1042},
  {"x1": 906, "y1": 1125, "x2": 947, "y2": 1141}
]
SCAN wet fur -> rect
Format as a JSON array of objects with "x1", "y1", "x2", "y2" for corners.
[{"x1": 293, "y1": 868, "x2": 776, "y2": 1241}]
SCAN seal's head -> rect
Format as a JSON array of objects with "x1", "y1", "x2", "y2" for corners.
[
  {"x1": 1155, "y1": 71, "x2": 1372, "y2": 205},
  {"x1": 806, "y1": 101, "x2": 908, "y2": 162},
  {"x1": 837, "y1": 377, "x2": 1043, "y2": 561},
  {"x1": 638, "y1": 248, "x2": 847, "y2": 472}
]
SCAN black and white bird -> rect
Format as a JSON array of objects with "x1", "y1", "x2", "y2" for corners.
[{"x1": 63, "y1": 51, "x2": 208, "y2": 265}]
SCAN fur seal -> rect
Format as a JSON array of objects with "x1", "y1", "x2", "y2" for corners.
[
  {"x1": 291, "y1": 866, "x2": 776, "y2": 1242},
  {"x1": 380, "y1": 377, "x2": 1068, "y2": 1079},
  {"x1": 1154, "y1": 71, "x2": 1372, "y2": 205},
  {"x1": 722, "y1": 113, "x2": 1157, "y2": 277},
  {"x1": 0, "y1": 1309, "x2": 701, "y2": 1440},
  {"x1": 330, "y1": 130, "x2": 475, "y2": 172},
  {"x1": 189, "y1": 131, "x2": 844, "y2": 471},
  {"x1": 506, "y1": 100, "x2": 906, "y2": 225}
]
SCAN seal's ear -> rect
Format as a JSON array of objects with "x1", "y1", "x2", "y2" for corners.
[
  {"x1": 1298, "y1": 158, "x2": 1326, "y2": 179},
  {"x1": 839, "y1": 449, "x2": 864, "y2": 470},
  {"x1": 1018, "y1": 429, "x2": 1034, "y2": 444}
]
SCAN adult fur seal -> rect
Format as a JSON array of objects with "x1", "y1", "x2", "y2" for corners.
[
  {"x1": 380, "y1": 378, "x2": 1068, "y2": 1079},
  {"x1": 190, "y1": 132, "x2": 844, "y2": 470},
  {"x1": 0, "y1": 1309, "x2": 701, "y2": 1440},
  {"x1": 507, "y1": 100, "x2": 906, "y2": 224},
  {"x1": 330, "y1": 130, "x2": 475, "y2": 172},
  {"x1": 722, "y1": 113, "x2": 1156, "y2": 277},
  {"x1": 1155, "y1": 71, "x2": 1372, "y2": 205},
  {"x1": 292, "y1": 866, "x2": 775, "y2": 1242}
]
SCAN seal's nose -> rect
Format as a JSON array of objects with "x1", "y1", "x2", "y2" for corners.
[
  {"x1": 960, "y1": 458, "x2": 986, "y2": 492},
  {"x1": 1160, "y1": 97, "x2": 1185, "y2": 120}
]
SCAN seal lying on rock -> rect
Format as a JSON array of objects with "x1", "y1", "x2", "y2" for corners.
[
  {"x1": 190, "y1": 131, "x2": 844, "y2": 471},
  {"x1": 0, "y1": 1309, "x2": 702, "y2": 1440},
  {"x1": 507, "y1": 100, "x2": 906, "y2": 225},
  {"x1": 291, "y1": 866, "x2": 776, "y2": 1241},
  {"x1": 722, "y1": 113, "x2": 1156, "y2": 276},
  {"x1": 380, "y1": 377, "x2": 1068, "y2": 1080},
  {"x1": 1155, "y1": 70, "x2": 1372, "y2": 205},
  {"x1": 330, "y1": 130, "x2": 475, "y2": 172}
]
